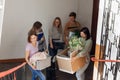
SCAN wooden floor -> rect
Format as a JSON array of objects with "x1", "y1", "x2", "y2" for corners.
[{"x1": 0, "y1": 60, "x2": 93, "y2": 80}]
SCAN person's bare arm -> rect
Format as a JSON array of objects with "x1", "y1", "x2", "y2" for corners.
[{"x1": 25, "y1": 50, "x2": 36, "y2": 69}]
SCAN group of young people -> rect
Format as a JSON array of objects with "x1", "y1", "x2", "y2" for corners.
[{"x1": 25, "y1": 12, "x2": 92, "y2": 80}]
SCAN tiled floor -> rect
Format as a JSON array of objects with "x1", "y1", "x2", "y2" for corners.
[{"x1": 0, "y1": 60, "x2": 93, "y2": 80}]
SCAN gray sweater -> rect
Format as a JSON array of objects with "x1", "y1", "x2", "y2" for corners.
[{"x1": 49, "y1": 26, "x2": 63, "y2": 41}]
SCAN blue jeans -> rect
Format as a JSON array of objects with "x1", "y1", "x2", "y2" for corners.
[
  {"x1": 28, "y1": 66, "x2": 45, "y2": 80},
  {"x1": 76, "y1": 55, "x2": 90, "y2": 80}
]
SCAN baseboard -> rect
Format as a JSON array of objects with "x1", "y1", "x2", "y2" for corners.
[{"x1": 0, "y1": 58, "x2": 25, "y2": 63}]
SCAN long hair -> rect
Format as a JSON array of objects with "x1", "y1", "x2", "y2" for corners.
[
  {"x1": 28, "y1": 21, "x2": 42, "y2": 35},
  {"x1": 80, "y1": 27, "x2": 91, "y2": 40},
  {"x1": 53, "y1": 17, "x2": 62, "y2": 33}
]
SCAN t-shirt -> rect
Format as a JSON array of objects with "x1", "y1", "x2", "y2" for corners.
[
  {"x1": 26, "y1": 42, "x2": 38, "y2": 58},
  {"x1": 49, "y1": 26, "x2": 62, "y2": 40},
  {"x1": 37, "y1": 32, "x2": 43, "y2": 41},
  {"x1": 37, "y1": 32, "x2": 47, "y2": 52}
]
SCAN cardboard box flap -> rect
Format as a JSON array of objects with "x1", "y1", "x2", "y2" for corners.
[
  {"x1": 56, "y1": 48, "x2": 86, "y2": 74},
  {"x1": 71, "y1": 56, "x2": 86, "y2": 72}
]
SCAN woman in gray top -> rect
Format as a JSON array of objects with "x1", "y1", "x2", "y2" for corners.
[
  {"x1": 72, "y1": 27, "x2": 92, "y2": 80},
  {"x1": 49, "y1": 17, "x2": 63, "y2": 56},
  {"x1": 47, "y1": 17, "x2": 64, "y2": 80}
]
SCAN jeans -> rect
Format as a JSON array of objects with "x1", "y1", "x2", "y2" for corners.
[
  {"x1": 46, "y1": 45, "x2": 56, "y2": 80},
  {"x1": 46, "y1": 64, "x2": 56, "y2": 80},
  {"x1": 28, "y1": 66, "x2": 45, "y2": 80},
  {"x1": 48, "y1": 40, "x2": 65, "y2": 56},
  {"x1": 76, "y1": 55, "x2": 90, "y2": 80},
  {"x1": 46, "y1": 44, "x2": 58, "y2": 80},
  {"x1": 47, "y1": 41, "x2": 64, "y2": 80}
]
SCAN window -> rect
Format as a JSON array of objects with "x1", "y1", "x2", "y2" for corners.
[{"x1": 0, "y1": 0, "x2": 5, "y2": 44}]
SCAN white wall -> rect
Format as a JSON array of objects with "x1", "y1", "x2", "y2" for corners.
[
  {"x1": 0, "y1": 0, "x2": 93, "y2": 59},
  {"x1": 77, "y1": 0, "x2": 93, "y2": 32},
  {"x1": 0, "y1": 0, "x2": 79, "y2": 59}
]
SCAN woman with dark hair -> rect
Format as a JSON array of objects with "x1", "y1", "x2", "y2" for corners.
[
  {"x1": 72, "y1": 27, "x2": 92, "y2": 80},
  {"x1": 80, "y1": 27, "x2": 91, "y2": 40},
  {"x1": 28, "y1": 21, "x2": 42, "y2": 35},
  {"x1": 64, "y1": 12, "x2": 82, "y2": 46}
]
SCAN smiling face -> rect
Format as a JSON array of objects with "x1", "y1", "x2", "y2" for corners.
[{"x1": 30, "y1": 34, "x2": 37, "y2": 44}]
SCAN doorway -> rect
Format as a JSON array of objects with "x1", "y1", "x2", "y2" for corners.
[{"x1": 91, "y1": 0, "x2": 99, "y2": 56}]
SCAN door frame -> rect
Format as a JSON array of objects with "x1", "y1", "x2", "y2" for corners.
[{"x1": 91, "y1": 0, "x2": 99, "y2": 55}]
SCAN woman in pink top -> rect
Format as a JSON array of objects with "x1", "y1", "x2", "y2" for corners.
[{"x1": 25, "y1": 32, "x2": 45, "y2": 80}]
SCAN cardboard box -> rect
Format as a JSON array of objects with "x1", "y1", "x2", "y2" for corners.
[
  {"x1": 36, "y1": 56, "x2": 51, "y2": 70},
  {"x1": 56, "y1": 48, "x2": 86, "y2": 74}
]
